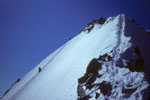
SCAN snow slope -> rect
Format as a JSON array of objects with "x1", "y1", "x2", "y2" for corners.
[{"x1": 1, "y1": 14, "x2": 150, "y2": 100}]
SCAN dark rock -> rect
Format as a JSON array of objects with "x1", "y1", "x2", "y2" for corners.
[
  {"x1": 134, "y1": 58, "x2": 144, "y2": 72},
  {"x1": 134, "y1": 46, "x2": 141, "y2": 57},
  {"x1": 78, "y1": 95, "x2": 91, "y2": 100},
  {"x1": 98, "y1": 53, "x2": 112, "y2": 62},
  {"x1": 97, "y1": 17, "x2": 106, "y2": 24},
  {"x1": 146, "y1": 30, "x2": 150, "y2": 35},
  {"x1": 86, "y1": 74, "x2": 97, "y2": 86},
  {"x1": 95, "y1": 93, "x2": 100, "y2": 99},
  {"x1": 125, "y1": 59, "x2": 144, "y2": 72},
  {"x1": 77, "y1": 58, "x2": 102, "y2": 99},
  {"x1": 122, "y1": 87, "x2": 137, "y2": 93},
  {"x1": 97, "y1": 74, "x2": 102, "y2": 78},
  {"x1": 131, "y1": 19, "x2": 135, "y2": 23},
  {"x1": 77, "y1": 83, "x2": 86, "y2": 98},
  {"x1": 125, "y1": 46, "x2": 144, "y2": 72},
  {"x1": 78, "y1": 74, "x2": 89, "y2": 84},
  {"x1": 82, "y1": 17, "x2": 106, "y2": 33},
  {"x1": 122, "y1": 87, "x2": 137, "y2": 98},
  {"x1": 86, "y1": 58, "x2": 101, "y2": 75},
  {"x1": 98, "y1": 81, "x2": 112, "y2": 96},
  {"x1": 107, "y1": 55, "x2": 112, "y2": 61}
]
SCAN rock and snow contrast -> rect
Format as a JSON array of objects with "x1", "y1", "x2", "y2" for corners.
[{"x1": 1, "y1": 14, "x2": 150, "y2": 100}]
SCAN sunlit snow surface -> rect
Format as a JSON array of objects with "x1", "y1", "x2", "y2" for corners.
[{"x1": 1, "y1": 14, "x2": 150, "y2": 100}]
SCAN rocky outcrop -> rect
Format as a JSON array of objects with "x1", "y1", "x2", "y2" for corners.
[{"x1": 82, "y1": 17, "x2": 106, "y2": 33}]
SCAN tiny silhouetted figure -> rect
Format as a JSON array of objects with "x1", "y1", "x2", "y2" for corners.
[
  {"x1": 16, "y1": 78, "x2": 21, "y2": 83},
  {"x1": 38, "y1": 67, "x2": 42, "y2": 72}
]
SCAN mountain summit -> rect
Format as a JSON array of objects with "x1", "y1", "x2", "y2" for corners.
[{"x1": 1, "y1": 14, "x2": 150, "y2": 100}]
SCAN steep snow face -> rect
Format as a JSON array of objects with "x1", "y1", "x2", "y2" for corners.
[{"x1": 1, "y1": 14, "x2": 150, "y2": 100}]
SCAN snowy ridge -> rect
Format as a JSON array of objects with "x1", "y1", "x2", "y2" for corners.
[
  {"x1": 77, "y1": 15, "x2": 150, "y2": 100},
  {"x1": 1, "y1": 14, "x2": 150, "y2": 100}
]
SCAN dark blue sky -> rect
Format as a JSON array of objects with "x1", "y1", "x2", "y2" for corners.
[{"x1": 0, "y1": 0, "x2": 150, "y2": 95}]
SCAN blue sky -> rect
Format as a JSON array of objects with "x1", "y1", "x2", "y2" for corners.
[{"x1": 0, "y1": 0, "x2": 150, "y2": 95}]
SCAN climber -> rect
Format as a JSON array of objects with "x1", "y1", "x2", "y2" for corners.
[{"x1": 38, "y1": 67, "x2": 42, "y2": 72}]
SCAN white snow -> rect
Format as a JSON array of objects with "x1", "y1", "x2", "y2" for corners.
[{"x1": 1, "y1": 14, "x2": 150, "y2": 100}]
